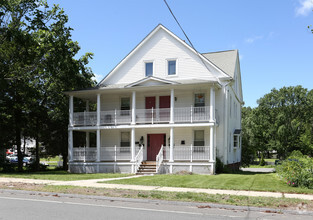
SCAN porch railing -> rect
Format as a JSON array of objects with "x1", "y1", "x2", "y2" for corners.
[
  {"x1": 72, "y1": 106, "x2": 212, "y2": 126},
  {"x1": 164, "y1": 145, "x2": 210, "y2": 161},
  {"x1": 72, "y1": 146, "x2": 139, "y2": 162},
  {"x1": 72, "y1": 147, "x2": 97, "y2": 161},
  {"x1": 134, "y1": 145, "x2": 144, "y2": 173},
  {"x1": 156, "y1": 145, "x2": 164, "y2": 173}
]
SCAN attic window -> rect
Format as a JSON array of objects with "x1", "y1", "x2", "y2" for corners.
[
  {"x1": 168, "y1": 60, "x2": 176, "y2": 75},
  {"x1": 145, "y1": 62, "x2": 153, "y2": 76}
]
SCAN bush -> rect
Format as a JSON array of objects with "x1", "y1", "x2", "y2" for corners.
[{"x1": 276, "y1": 151, "x2": 313, "y2": 189}]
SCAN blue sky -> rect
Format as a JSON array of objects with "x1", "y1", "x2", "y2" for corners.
[{"x1": 49, "y1": 0, "x2": 313, "y2": 107}]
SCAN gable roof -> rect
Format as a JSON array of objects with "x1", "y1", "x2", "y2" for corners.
[
  {"x1": 202, "y1": 50, "x2": 238, "y2": 78},
  {"x1": 125, "y1": 76, "x2": 179, "y2": 87},
  {"x1": 97, "y1": 24, "x2": 231, "y2": 87}
]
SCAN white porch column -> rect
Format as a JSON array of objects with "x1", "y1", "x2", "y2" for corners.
[
  {"x1": 210, "y1": 87, "x2": 215, "y2": 122},
  {"x1": 97, "y1": 94, "x2": 101, "y2": 126},
  {"x1": 96, "y1": 129, "x2": 101, "y2": 162},
  {"x1": 170, "y1": 88, "x2": 175, "y2": 123},
  {"x1": 68, "y1": 130, "x2": 73, "y2": 162},
  {"x1": 69, "y1": 95, "x2": 74, "y2": 126},
  {"x1": 86, "y1": 132, "x2": 90, "y2": 148},
  {"x1": 131, "y1": 91, "x2": 136, "y2": 125},
  {"x1": 169, "y1": 127, "x2": 174, "y2": 162},
  {"x1": 131, "y1": 128, "x2": 135, "y2": 162},
  {"x1": 86, "y1": 100, "x2": 90, "y2": 148},
  {"x1": 209, "y1": 126, "x2": 215, "y2": 162}
]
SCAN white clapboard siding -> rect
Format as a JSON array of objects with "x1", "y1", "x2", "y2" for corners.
[{"x1": 103, "y1": 28, "x2": 221, "y2": 86}]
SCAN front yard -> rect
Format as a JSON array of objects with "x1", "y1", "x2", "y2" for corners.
[
  {"x1": 0, "y1": 170, "x2": 132, "y2": 181},
  {"x1": 104, "y1": 172, "x2": 313, "y2": 194}
]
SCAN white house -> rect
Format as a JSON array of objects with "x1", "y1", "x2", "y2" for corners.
[{"x1": 66, "y1": 24, "x2": 243, "y2": 174}]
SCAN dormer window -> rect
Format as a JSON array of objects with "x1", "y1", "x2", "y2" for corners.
[{"x1": 145, "y1": 62, "x2": 153, "y2": 76}]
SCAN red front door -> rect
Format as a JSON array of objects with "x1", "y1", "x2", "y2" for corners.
[{"x1": 147, "y1": 134, "x2": 166, "y2": 161}]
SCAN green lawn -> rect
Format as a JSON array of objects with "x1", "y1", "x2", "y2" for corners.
[
  {"x1": 105, "y1": 172, "x2": 313, "y2": 194},
  {"x1": 0, "y1": 170, "x2": 133, "y2": 181}
]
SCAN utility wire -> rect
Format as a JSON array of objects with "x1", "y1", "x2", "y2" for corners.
[
  {"x1": 163, "y1": 0, "x2": 223, "y2": 85},
  {"x1": 163, "y1": 0, "x2": 195, "y2": 50}
]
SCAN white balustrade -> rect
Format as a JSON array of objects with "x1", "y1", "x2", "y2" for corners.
[
  {"x1": 72, "y1": 148, "x2": 97, "y2": 161},
  {"x1": 134, "y1": 145, "x2": 144, "y2": 173},
  {"x1": 156, "y1": 145, "x2": 164, "y2": 173},
  {"x1": 73, "y1": 106, "x2": 211, "y2": 126},
  {"x1": 163, "y1": 145, "x2": 210, "y2": 161}
]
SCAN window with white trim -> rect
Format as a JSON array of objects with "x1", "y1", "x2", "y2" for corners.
[
  {"x1": 168, "y1": 60, "x2": 176, "y2": 75},
  {"x1": 145, "y1": 62, "x2": 153, "y2": 76},
  {"x1": 194, "y1": 130, "x2": 204, "y2": 152},
  {"x1": 120, "y1": 97, "x2": 130, "y2": 115},
  {"x1": 120, "y1": 132, "x2": 130, "y2": 152}
]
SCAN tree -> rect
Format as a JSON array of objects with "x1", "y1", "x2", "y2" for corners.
[{"x1": 0, "y1": 0, "x2": 95, "y2": 170}]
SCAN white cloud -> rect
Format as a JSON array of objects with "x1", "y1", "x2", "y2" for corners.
[
  {"x1": 245, "y1": 35, "x2": 263, "y2": 44},
  {"x1": 296, "y1": 0, "x2": 313, "y2": 16}
]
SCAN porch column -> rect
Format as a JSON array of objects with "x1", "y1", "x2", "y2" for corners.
[
  {"x1": 86, "y1": 132, "x2": 90, "y2": 148},
  {"x1": 68, "y1": 130, "x2": 73, "y2": 162},
  {"x1": 170, "y1": 88, "x2": 175, "y2": 123},
  {"x1": 131, "y1": 128, "x2": 135, "y2": 162},
  {"x1": 86, "y1": 100, "x2": 90, "y2": 148},
  {"x1": 131, "y1": 91, "x2": 136, "y2": 125},
  {"x1": 210, "y1": 87, "x2": 215, "y2": 122},
  {"x1": 69, "y1": 95, "x2": 74, "y2": 126},
  {"x1": 97, "y1": 94, "x2": 101, "y2": 126},
  {"x1": 96, "y1": 129, "x2": 101, "y2": 162},
  {"x1": 169, "y1": 127, "x2": 174, "y2": 162},
  {"x1": 209, "y1": 126, "x2": 214, "y2": 162}
]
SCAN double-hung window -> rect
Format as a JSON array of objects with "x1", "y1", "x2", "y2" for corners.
[
  {"x1": 145, "y1": 62, "x2": 153, "y2": 76},
  {"x1": 193, "y1": 130, "x2": 205, "y2": 152},
  {"x1": 120, "y1": 132, "x2": 130, "y2": 152},
  {"x1": 168, "y1": 60, "x2": 176, "y2": 75},
  {"x1": 120, "y1": 97, "x2": 130, "y2": 116}
]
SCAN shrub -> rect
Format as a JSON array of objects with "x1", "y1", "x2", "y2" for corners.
[{"x1": 276, "y1": 151, "x2": 313, "y2": 189}]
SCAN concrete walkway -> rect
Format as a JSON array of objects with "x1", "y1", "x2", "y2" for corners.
[{"x1": 0, "y1": 176, "x2": 312, "y2": 201}]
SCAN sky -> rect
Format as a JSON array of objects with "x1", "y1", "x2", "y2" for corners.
[{"x1": 48, "y1": 0, "x2": 313, "y2": 107}]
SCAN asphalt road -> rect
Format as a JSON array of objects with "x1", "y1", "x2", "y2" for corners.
[{"x1": 0, "y1": 190, "x2": 311, "y2": 220}]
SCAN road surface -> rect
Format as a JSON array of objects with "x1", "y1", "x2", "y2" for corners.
[{"x1": 0, "y1": 190, "x2": 311, "y2": 220}]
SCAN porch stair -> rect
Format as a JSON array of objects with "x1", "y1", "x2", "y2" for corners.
[{"x1": 136, "y1": 161, "x2": 157, "y2": 175}]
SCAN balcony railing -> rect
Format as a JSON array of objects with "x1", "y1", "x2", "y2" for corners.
[{"x1": 73, "y1": 106, "x2": 213, "y2": 126}]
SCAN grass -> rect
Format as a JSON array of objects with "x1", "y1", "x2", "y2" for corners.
[
  {"x1": 0, "y1": 183, "x2": 311, "y2": 211},
  {"x1": 0, "y1": 170, "x2": 132, "y2": 181},
  {"x1": 105, "y1": 172, "x2": 313, "y2": 194}
]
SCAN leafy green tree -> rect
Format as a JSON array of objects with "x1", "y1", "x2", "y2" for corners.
[{"x1": 0, "y1": 0, "x2": 95, "y2": 170}]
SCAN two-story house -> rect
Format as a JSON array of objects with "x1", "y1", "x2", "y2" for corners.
[{"x1": 66, "y1": 24, "x2": 243, "y2": 174}]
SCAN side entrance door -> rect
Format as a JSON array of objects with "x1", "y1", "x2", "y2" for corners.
[{"x1": 147, "y1": 134, "x2": 166, "y2": 161}]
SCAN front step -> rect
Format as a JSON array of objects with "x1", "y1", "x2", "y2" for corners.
[{"x1": 136, "y1": 161, "x2": 157, "y2": 175}]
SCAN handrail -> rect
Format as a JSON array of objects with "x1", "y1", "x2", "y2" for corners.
[
  {"x1": 156, "y1": 145, "x2": 164, "y2": 173},
  {"x1": 134, "y1": 145, "x2": 144, "y2": 173}
]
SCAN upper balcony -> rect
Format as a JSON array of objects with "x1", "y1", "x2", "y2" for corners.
[{"x1": 72, "y1": 106, "x2": 216, "y2": 127}]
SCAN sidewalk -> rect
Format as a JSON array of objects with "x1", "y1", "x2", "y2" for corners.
[{"x1": 0, "y1": 176, "x2": 313, "y2": 201}]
